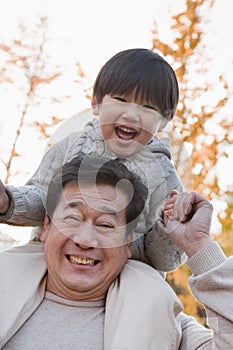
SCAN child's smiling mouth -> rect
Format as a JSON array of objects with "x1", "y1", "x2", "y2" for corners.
[{"x1": 115, "y1": 125, "x2": 138, "y2": 141}]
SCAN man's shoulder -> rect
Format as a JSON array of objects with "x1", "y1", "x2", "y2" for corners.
[{"x1": 122, "y1": 260, "x2": 181, "y2": 303}]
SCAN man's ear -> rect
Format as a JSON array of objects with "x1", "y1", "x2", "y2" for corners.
[
  {"x1": 91, "y1": 95, "x2": 100, "y2": 115},
  {"x1": 40, "y1": 213, "x2": 50, "y2": 242},
  {"x1": 126, "y1": 231, "x2": 133, "y2": 259}
]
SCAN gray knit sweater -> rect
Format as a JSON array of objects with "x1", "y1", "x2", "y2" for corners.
[{"x1": 1, "y1": 118, "x2": 185, "y2": 271}]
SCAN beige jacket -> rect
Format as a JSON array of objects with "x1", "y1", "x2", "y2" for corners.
[{"x1": 0, "y1": 241, "x2": 232, "y2": 349}]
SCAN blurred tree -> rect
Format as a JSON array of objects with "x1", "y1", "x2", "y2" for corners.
[
  {"x1": 0, "y1": 16, "x2": 88, "y2": 244},
  {"x1": 151, "y1": 0, "x2": 233, "y2": 324},
  {"x1": 0, "y1": 17, "x2": 60, "y2": 183},
  {"x1": 0, "y1": 17, "x2": 87, "y2": 184}
]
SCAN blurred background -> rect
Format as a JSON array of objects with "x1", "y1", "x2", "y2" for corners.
[{"x1": 0, "y1": 0, "x2": 232, "y2": 324}]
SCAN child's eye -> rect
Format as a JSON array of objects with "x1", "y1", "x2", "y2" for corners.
[
  {"x1": 143, "y1": 104, "x2": 156, "y2": 111},
  {"x1": 113, "y1": 96, "x2": 127, "y2": 102}
]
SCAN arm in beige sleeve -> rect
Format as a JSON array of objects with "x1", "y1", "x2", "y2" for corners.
[
  {"x1": 164, "y1": 192, "x2": 233, "y2": 348},
  {"x1": 177, "y1": 242, "x2": 233, "y2": 349},
  {"x1": 186, "y1": 241, "x2": 233, "y2": 349}
]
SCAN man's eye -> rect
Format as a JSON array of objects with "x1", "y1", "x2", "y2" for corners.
[
  {"x1": 98, "y1": 223, "x2": 114, "y2": 228},
  {"x1": 65, "y1": 216, "x2": 81, "y2": 224},
  {"x1": 96, "y1": 222, "x2": 115, "y2": 232}
]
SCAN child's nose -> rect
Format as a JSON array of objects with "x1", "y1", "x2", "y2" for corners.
[{"x1": 121, "y1": 104, "x2": 140, "y2": 122}]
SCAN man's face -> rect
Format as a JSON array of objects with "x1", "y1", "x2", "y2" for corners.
[{"x1": 41, "y1": 181, "x2": 132, "y2": 301}]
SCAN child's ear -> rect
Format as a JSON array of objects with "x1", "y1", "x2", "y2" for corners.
[
  {"x1": 40, "y1": 213, "x2": 50, "y2": 242},
  {"x1": 91, "y1": 95, "x2": 100, "y2": 115},
  {"x1": 158, "y1": 119, "x2": 169, "y2": 132}
]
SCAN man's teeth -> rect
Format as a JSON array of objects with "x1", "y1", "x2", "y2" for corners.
[{"x1": 69, "y1": 255, "x2": 96, "y2": 265}]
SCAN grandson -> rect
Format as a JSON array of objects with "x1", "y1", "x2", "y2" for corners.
[{"x1": 0, "y1": 48, "x2": 186, "y2": 272}]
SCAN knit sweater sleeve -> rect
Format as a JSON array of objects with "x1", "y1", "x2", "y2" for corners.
[
  {"x1": 129, "y1": 137, "x2": 186, "y2": 271},
  {"x1": 178, "y1": 241, "x2": 233, "y2": 349},
  {"x1": 143, "y1": 148, "x2": 186, "y2": 271},
  {"x1": 0, "y1": 133, "x2": 80, "y2": 226}
]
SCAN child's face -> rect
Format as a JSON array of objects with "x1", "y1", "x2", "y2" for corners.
[{"x1": 92, "y1": 94, "x2": 167, "y2": 156}]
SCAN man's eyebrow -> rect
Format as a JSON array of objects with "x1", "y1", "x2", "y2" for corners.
[
  {"x1": 98, "y1": 205, "x2": 117, "y2": 215},
  {"x1": 64, "y1": 201, "x2": 84, "y2": 210},
  {"x1": 64, "y1": 201, "x2": 118, "y2": 215}
]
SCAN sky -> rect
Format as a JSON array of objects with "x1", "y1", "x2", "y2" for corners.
[
  {"x1": 0, "y1": 0, "x2": 165, "y2": 80},
  {"x1": 0, "y1": 0, "x2": 232, "y2": 82},
  {"x1": 0, "y1": 0, "x2": 233, "y2": 244}
]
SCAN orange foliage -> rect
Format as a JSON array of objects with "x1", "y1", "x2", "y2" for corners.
[{"x1": 152, "y1": 0, "x2": 233, "y2": 325}]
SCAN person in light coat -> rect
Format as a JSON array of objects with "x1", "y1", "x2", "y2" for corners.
[{"x1": 0, "y1": 155, "x2": 232, "y2": 349}]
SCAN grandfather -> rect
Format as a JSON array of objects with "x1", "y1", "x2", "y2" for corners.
[{"x1": 0, "y1": 155, "x2": 232, "y2": 349}]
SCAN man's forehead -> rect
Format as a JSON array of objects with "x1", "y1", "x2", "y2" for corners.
[{"x1": 58, "y1": 182, "x2": 128, "y2": 213}]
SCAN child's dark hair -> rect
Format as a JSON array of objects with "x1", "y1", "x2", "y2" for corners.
[
  {"x1": 46, "y1": 154, "x2": 148, "y2": 235},
  {"x1": 93, "y1": 48, "x2": 179, "y2": 121}
]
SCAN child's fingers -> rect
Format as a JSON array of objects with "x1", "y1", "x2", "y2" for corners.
[
  {"x1": 163, "y1": 190, "x2": 179, "y2": 221},
  {"x1": 165, "y1": 192, "x2": 196, "y2": 223},
  {"x1": 175, "y1": 192, "x2": 195, "y2": 222},
  {"x1": 164, "y1": 206, "x2": 179, "y2": 220},
  {"x1": 170, "y1": 190, "x2": 178, "y2": 197},
  {"x1": 164, "y1": 193, "x2": 178, "y2": 207}
]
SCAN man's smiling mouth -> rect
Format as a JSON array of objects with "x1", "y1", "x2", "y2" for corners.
[
  {"x1": 115, "y1": 126, "x2": 138, "y2": 140},
  {"x1": 66, "y1": 255, "x2": 99, "y2": 266}
]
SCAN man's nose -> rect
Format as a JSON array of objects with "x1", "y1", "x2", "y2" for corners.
[{"x1": 71, "y1": 222, "x2": 98, "y2": 249}]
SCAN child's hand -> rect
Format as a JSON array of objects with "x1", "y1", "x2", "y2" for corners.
[
  {"x1": 0, "y1": 179, "x2": 10, "y2": 214},
  {"x1": 163, "y1": 190, "x2": 179, "y2": 226},
  {"x1": 164, "y1": 191, "x2": 213, "y2": 257},
  {"x1": 164, "y1": 190, "x2": 193, "y2": 223}
]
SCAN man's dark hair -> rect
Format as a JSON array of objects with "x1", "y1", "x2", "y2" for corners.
[
  {"x1": 46, "y1": 154, "x2": 148, "y2": 234},
  {"x1": 93, "y1": 48, "x2": 179, "y2": 120}
]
